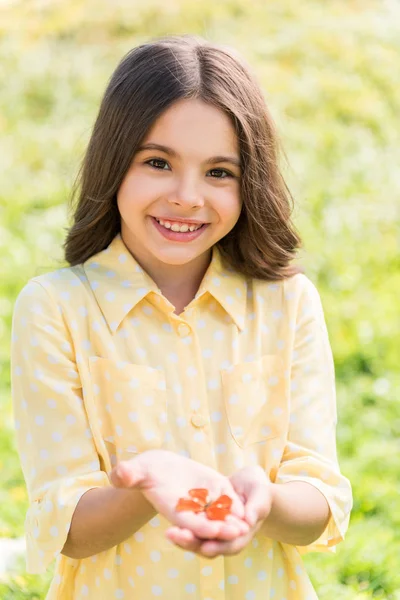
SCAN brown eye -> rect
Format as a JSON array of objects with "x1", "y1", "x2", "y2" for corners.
[
  {"x1": 208, "y1": 169, "x2": 233, "y2": 179},
  {"x1": 146, "y1": 159, "x2": 170, "y2": 170}
]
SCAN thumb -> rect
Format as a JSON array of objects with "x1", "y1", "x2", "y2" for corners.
[
  {"x1": 244, "y1": 486, "x2": 268, "y2": 527},
  {"x1": 110, "y1": 458, "x2": 146, "y2": 489}
]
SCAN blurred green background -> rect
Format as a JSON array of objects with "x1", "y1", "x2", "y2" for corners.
[{"x1": 1, "y1": 0, "x2": 399, "y2": 598}]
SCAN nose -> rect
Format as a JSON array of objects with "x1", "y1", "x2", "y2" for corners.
[{"x1": 167, "y1": 176, "x2": 204, "y2": 209}]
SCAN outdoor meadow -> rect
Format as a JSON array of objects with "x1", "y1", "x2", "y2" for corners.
[{"x1": 1, "y1": 1, "x2": 399, "y2": 598}]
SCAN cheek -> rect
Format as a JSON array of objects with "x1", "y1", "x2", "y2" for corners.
[
  {"x1": 217, "y1": 193, "x2": 242, "y2": 229},
  {"x1": 116, "y1": 176, "x2": 132, "y2": 209},
  {"x1": 117, "y1": 176, "x2": 149, "y2": 215}
]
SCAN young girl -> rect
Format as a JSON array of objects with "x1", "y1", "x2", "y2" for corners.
[{"x1": 11, "y1": 34, "x2": 352, "y2": 599}]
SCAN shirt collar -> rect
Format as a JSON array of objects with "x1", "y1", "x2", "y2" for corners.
[
  {"x1": 192, "y1": 246, "x2": 247, "y2": 331},
  {"x1": 83, "y1": 233, "x2": 246, "y2": 333}
]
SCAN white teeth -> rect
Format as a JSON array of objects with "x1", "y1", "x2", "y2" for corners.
[
  {"x1": 171, "y1": 223, "x2": 185, "y2": 232},
  {"x1": 156, "y1": 218, "x2": 203, "y2": 233}
]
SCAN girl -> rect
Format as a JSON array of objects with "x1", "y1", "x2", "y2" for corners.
[{"x1": 11, "y1": 34, "x2": 352, "y2": 599}]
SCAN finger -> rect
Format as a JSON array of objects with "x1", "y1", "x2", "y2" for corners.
[
  {"x1": 214, "y1": 522, "x2": 245, "y2": 540},
  {"x1": 175, "y1": 501, "x2": 249, "y2": 541},
  {"x1": 166, "y1": 527, "x2": 202, "y2": 552},
  {"x1": 110, "y1": 461, "x2": 131, "y2": 487},
  {"x1": 200, "y1": 534, "x2": 247, "y2": 558},
  {"x1": 166, "y1": 527, "x2": 198, "y2": 546},
  {"x1": 176, "y1": 511, "x2": 222, "y2": 539},
  {"x1": 199, "y1": 519, "x2": 242, "y2": 541},
  {"x1": 244, "y1": 506, "x2": 258, "y2": 528},
  {"x1": 244, "y1": 484, "x2": 272, "y2": 526},
  {"x1": 223, "y1": 514, "x2": 250, "y2": 536},
  {"x1": 199, "y1": 540, "x2": 225, "y2": 557},
  {"x1": 110, "y1": 459, "x2": 145, "y2": 489},
  {"x1": 170, "y1": 517, "x2": 245, "y2": 542},
  {"x1": 171, "y1": 511, "x2": 251, "y2": 548},
  {"x1": 223, "y1": 487, "x2": 246, "y2": 520}
]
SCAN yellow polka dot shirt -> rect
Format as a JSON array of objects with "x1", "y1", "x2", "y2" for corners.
[{"x1": 11, "y1": 233, "x2": 352, "y2": 599}]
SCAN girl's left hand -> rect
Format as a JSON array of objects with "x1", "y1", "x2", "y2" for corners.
[{"x1": 165, "y1": 465, "x2": 274, "y2": 557}]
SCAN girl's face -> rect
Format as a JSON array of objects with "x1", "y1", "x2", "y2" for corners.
[{"x1": 117, "y1": 98, "x2": 242, "y2": 272}]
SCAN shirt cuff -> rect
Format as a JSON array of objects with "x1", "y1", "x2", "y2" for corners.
[
  {"x1": 274, "y1": 474, "x2": 352, "y2": 555},
  {"x1": 25, "y1": 471, "x2": 111, "y2": 574}
]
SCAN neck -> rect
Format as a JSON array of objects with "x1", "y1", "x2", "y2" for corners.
[
  {"x1": 121, "y1": 234, "x2": 212, "y2": 313},
  {"x1": 156, "y1": 259, "x2": 209, "y2": 294},
  {"x1": 147, "y1": 254, "x2": 212, "y2": 314}
]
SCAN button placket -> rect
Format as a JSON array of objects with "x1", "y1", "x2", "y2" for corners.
[
  {"x1": 177, "y1": 322, "x2": 191, "y2": 338},
  {"x1": 173, "y1": 312, "x2": 215, "y2": 467}
]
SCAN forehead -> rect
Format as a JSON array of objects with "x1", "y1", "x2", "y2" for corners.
[{"x1": 142, "y1": 98, "x2": 239, "y2": 155}]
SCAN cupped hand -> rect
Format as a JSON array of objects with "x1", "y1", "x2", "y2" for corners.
[
  {"x1": 165, "y1": 465, "x2": 274, "y2": 557},
  {"x1": 110, "y1": 449, "x2": 250, "y2": 542}
]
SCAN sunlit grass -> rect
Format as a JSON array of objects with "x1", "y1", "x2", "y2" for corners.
[{"x1": 1, "y1": 0, "x2": 399, "y2": 597}]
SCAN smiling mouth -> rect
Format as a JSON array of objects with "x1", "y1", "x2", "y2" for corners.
[
  {"x1": 150, "y1": 216, "x2": 210, "y2": 241},
  {"x1": 153, "y1": 217, "x2": 206, "y2": 232}
]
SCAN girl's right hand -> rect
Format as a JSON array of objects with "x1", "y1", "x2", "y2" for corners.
[{"x1": 110, "y1": 449, "x2": 250, "y2": 542}]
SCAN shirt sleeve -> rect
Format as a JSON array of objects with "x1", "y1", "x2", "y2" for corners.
[
  {"x1": 11, "y1": 279, "x2": 111, "y2": 574},
  {"x1": 274, "y1": 275, "x2": 353, "y2": 554}
]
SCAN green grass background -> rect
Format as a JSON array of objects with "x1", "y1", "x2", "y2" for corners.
[{"x1": 1, "y1": 0, "x2": 399, "y2": 597}]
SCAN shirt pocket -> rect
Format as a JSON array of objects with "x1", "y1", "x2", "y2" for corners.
[
  {"x1": 88, "y1": 356, "x2": 168, "y2": 458},
  {"x1": 221, "y1": 354, "x2": 288, "y2": 448}
]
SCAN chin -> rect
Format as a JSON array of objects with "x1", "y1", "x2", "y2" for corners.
[{"x1": 154, "y1": 250, "x2": 202, "y2": 266}]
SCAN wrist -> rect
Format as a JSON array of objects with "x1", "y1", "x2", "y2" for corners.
[{"x1": 260, "y1": 480, "x2": 276, "y2": 522}]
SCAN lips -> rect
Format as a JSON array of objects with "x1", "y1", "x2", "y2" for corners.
[
  {"x1": 151, "y1": 216, "x2": 209, "y2": 242},
  {"x1": 154, "y1": 215, "x2": 207, "y2": 225}
]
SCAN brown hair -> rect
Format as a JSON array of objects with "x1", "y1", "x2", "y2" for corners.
[{"x1": 64, "y1": 33, "x2": 304, "y2": 280}]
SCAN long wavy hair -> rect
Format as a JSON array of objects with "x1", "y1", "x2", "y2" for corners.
[{"x1": 64, "y1": 33, "x2": 304, "y2": 280}]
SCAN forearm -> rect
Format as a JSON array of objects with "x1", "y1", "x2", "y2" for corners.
[
  {"x1": 62, "y1": 486, "x2": 157, "y2": 559},
  {"x1": 262, "y1": 481, "x2": 331, "y2": 546}
]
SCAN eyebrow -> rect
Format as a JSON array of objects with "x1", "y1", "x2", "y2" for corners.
[{"x1": 136, "y1": 143, "x2": 241, "y2": 169}]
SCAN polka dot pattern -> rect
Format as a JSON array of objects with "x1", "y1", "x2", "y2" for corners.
[{"x1": 10, "y1": 234, "x2": 352, "y2": 598}]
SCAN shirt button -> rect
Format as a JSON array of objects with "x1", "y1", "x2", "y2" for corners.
[
  {"x1": 178, "y1": 323, "x2": 191, "y2": 338},
  {"x1": 191, "y1": 414, "x2": 208, "y2": 428}
]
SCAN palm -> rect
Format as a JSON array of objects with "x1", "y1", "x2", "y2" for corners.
[{"x1": 112, "y1": 450, "x2": 248, "y2": 540}]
